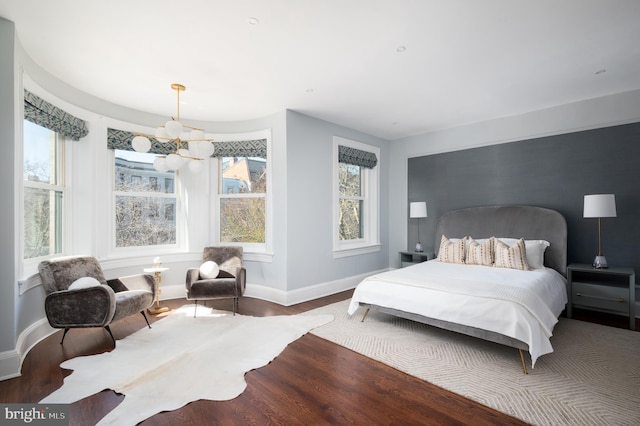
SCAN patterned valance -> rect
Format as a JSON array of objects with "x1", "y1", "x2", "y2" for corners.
[
  {"x1": 108, "y1": 128, "x2": 267, "y2": 158},
  {"x1": 24, "y1": 90, "x2": 89, "y2": 141},
  {"x1": 108, "y1": 128, "x2": 174, "y2": 155},
  {"x1": 210, "y1": 139, "x2": 267, "y2": 158},
  {"x1": 338, "y1": 145, "x2": 378, "y2": 168}
]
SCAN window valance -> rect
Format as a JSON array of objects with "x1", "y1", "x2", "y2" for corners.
[
  {"x1": 338, "y1": 145, "x2": 378, "y2": 168},
  {"x1": 107, "y1": 128, "x2": 267, "y2": 158},
  {"x1": 24, "y1": 90, "x2": 89, "y2": 141}
]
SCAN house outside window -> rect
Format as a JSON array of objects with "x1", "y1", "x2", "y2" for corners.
[
  {"x1": 23, "y1": 120, "x2": 65, "y2": 259},
  {"x1": 113, "y1": 150, "x2": 177, "y2": 248},
  {"x1": 333, "y1": 136, "x2": 380, "y2": 257}
]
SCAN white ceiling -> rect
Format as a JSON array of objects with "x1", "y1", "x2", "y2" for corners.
[{"x1": 1, "y1": 0, "x2": 639, "y2": 140}]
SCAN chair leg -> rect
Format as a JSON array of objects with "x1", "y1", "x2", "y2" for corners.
[
  {"x1": 104, "y1": 325, "x2": 116, "y2": 345},
  {"x1": 232, "y1": 298, "x2": 236, "y2": 315},
  {"x1": 194, "y1": 300, "x2": 198, "y2": 318},
  {"x1": 140, "y1": 311, "x2": 151, "y2": 329},
  {"x1": 60, "y1": 328, "x2": 70, "y2": 345}
]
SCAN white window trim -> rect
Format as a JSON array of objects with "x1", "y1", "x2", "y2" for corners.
[
  {"x1": 109, "y1": 146, "x2": 185, "y2": 257},
  {"x1": 212, "y1": 129, "x2": 273, "y2": 262},
  {"x1": 332, "y1": 136, "x2": 380, "y2": 258}
]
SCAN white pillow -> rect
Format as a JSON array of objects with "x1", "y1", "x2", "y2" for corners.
[
  {"x1": 199, "y1": 261, "x2": 220, "y2": 279},
  {"x1": 68, "y1": 277, "x2": 102, "y2": 290}
]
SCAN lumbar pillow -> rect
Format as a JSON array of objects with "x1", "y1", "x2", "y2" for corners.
[
  {"x1": 199, "y1": 261, "x2": 220, "y2": 279},
  {"x1": 437, "y1": 235, "x2": 465, "y2": 264},
  {"x1": 68, "y1": 277, "x2": 102, "y2": 290},
  {"x1": 494, "y1": 238, "x2": 530, "y2": 270},
  {"x1": 466, "y1": 237, "x2": 494, "y2": 266}
]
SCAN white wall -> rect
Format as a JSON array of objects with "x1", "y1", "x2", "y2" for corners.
[{"x1": 388, "y1": 89, "x2": 640, "y2": 267}]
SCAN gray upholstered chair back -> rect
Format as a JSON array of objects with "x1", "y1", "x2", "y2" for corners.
[
  {"x1": 38, "y1": 256, "x2": 108, "y2": 294},
  {"x1": 203, "y1": 246, "x2": 243, "y2": 275}
]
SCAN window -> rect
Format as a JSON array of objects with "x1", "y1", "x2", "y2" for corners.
[
  {"x1": 218, "y1": 156, "x2": 267, "y2": 244},
  {"x1": 333, "y1": 137, "x2": 380, "y2": 257},
  {"x1": 23, "y1": 121, "x2": 65, "y2": 259},
  {"x1": 113, "y1": 150, "x2": 177, "y2": 248}
]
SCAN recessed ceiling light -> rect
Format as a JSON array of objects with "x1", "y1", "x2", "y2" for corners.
[
  {"x1": 396, "y1": 46, "x2": 406, "y2": 53},
  {"x1": 248, "y1": 17, "x2": 259, "y2": 25}
]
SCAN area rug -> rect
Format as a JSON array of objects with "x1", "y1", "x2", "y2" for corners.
[
  {"x1": 306, "y1": 299, "x2": 640, "y2": 426},
  {"x1": 40, "y1": 305, "x2": 333, "y2": 425}
]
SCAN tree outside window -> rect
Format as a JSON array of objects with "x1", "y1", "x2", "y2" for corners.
[
  {"x1": 23, "y1": 121, "x2": 64, "y2": 259},
  {"x1": 219, "y1": 157, "x2": 266, "y2": 243}
]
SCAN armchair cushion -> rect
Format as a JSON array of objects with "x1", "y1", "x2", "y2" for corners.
[{"x1": 44, "y1": 285, "x2": 116, "y2": 328}]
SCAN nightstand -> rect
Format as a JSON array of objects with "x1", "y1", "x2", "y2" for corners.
[
  {"x1": 567, "y1": 263, "x2": 636, "y2": 330},
  {"x1": 399, "y1": 251, "x2": 433, "y2": 268}
]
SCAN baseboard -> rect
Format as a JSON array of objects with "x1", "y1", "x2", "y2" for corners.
[{"x1": 0, "y1": 350, "x2": 21, "y2": 381}]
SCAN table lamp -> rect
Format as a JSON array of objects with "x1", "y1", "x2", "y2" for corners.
[
  {"x1": 583, "y1": 194, "x2": 616, "y2": 269},
  {"x1": 410, "y1": 202, "x2": 427, "y2": 252}
]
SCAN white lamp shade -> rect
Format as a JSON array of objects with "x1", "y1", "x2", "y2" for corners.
[
  {"x1": 165, "y1": 153, "x2": 183, "y2": 170},
  {"x1": 584, "y1": 194, "x2": 617, "y2": 218},
  {"x1": 154, "y1": 126, "x2": 171, "y2": 141},
  {"x1": 153, "y1": 157, "x2": 169, "y2": 172},
  {"x1": 410, "y1": 202, "x2": 427, "y2": 218}
]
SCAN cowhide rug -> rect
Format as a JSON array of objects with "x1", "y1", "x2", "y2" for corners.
[{"x1": 40, "y1": 305, "x2": 333, "y2": 425}]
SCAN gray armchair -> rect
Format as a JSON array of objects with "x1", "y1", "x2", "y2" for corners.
[
  {"x1": 185, "y1": 246, "x2": 246, "y2": 316},
  {"x1": 38, "y1": 256, "x2": 155, "y2": 345}
]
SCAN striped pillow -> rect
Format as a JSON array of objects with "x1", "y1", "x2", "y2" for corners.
[
  {"x1": 466, "y1": 237, "x2": 494, "y2": 266},
  {"x1": 437, "y1": 235, "x2": 466, "y2": 264},
  {"x1": 494, "y1": 238, "x2": 530, "y2": 270}
]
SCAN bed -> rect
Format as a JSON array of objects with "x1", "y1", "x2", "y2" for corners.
[{"x1": 348, "y1": 205, "x2": 568, "y2": 373}]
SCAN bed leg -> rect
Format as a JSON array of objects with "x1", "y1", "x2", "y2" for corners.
[
  {"x1": 361, "y1": 308, "x2": 370, "y2": 322},
  {"x1": 519, "y1": 349, "x2": 528, "y2": 375}
]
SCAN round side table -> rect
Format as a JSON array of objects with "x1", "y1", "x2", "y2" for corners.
[{"x1": 144, "y1": 266, "x2": 169, "y2": 314}]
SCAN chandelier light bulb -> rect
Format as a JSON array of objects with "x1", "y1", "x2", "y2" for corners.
[
  {"x1": 155, "y1": 126, "x2": 170, "y2": 142},
  {"x1": 165, "y1": 153, "x2": 183, "y2": 170},
  {"x1": 164, "y1": 120, "x2": 183, "y2": 138},
  {"x1": 153, "y1": 157, "x2": 169, "y2": 172},
  {"x1": 131, "y1": 135, "x2": 151, "y2": 153},
  {"x1": 178, "y1": 148, "x2": 190, "y2": 157},
  {"x1": 190, "y1": 129, "x2": 205, "y2": 141}
]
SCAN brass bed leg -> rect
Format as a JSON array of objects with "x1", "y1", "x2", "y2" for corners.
[
  {"x1": 519, "y1": 349, "x2": 528, "y2": 375},
  {"x1": 361, "y1": 308, "x2": 370, "y2": 322}
]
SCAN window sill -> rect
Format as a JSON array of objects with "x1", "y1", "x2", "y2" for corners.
[{"x1": 333, "y1": 244, "x2": 381, "y2": 259}]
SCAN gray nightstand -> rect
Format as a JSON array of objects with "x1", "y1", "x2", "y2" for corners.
[
  {"x1": 399, "y1": 251, "x2": 433, "y2": 268},
  {"x1": 567, "y1": 263, "x2": 636, "y2": 330}
]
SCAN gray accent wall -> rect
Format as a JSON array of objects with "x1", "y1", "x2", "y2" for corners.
[{"x1": 407, "y1": 122, "x2": 640, "y2": 278}]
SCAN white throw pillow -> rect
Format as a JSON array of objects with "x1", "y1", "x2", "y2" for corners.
[
  {"x1": 68, "y1": 277, "x2": 102, "y2": 290},
  {"x1": 199, "y1": 261, "x2": 220, "y2": 279}
]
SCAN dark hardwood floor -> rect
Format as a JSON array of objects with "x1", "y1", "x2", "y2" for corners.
[{"x1": 1, "y1": 290, "x2": 636, "y2": 425}]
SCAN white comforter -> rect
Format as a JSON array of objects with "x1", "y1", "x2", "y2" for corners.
[{"x1": 348, "y1": 260, "x2": 567, "y2": 367}]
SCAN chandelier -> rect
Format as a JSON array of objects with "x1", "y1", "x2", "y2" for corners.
[{"x1": 131, "y1": 83, "x2": 215, "y2": 173}]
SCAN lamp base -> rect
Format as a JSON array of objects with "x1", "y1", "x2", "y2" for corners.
[
  {"x1": 415, "y1": 242, "x2": 423, "y2": 252},
  {"x1": 593, "y1": 255, "x2": 608, "y2": 269}
]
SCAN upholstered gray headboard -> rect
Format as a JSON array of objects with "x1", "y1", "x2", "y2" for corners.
[{"x1": 434, "y1": 205, "x2": 567, "y2": 276}]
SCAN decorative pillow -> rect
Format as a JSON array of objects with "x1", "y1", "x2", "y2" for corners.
[
  {"x1": 466, "y1": 237, "x2": 494, "y2": 266},
  {"x1": 437, "y1": 235, "x2": 466, "y2": 264},
  {"x1": 494, "y1": 238, "x2": 530, "y2": 271},
  {"x1": 493, "y1": 238, "x2": 550, "y2": 269},
  {"x1": 199, "y1": 261, "x2": 220, "y2": 279},
  {"x1": 68, "y1": 277, "x2": 102, "y2": 290}
]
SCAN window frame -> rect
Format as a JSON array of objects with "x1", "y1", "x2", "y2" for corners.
[
  {"x1": 21, "y1": 120, "x2": 69, "y2": 269},
  {"x1": 213, "y1": 129, "x2": 272, "y2": 262},
  {"x1": 110, "y1": 149, "x2": 183, "y2": 255},
  {"x1": 332, "y1": 136, "x2": 380, "y2": 258}
]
